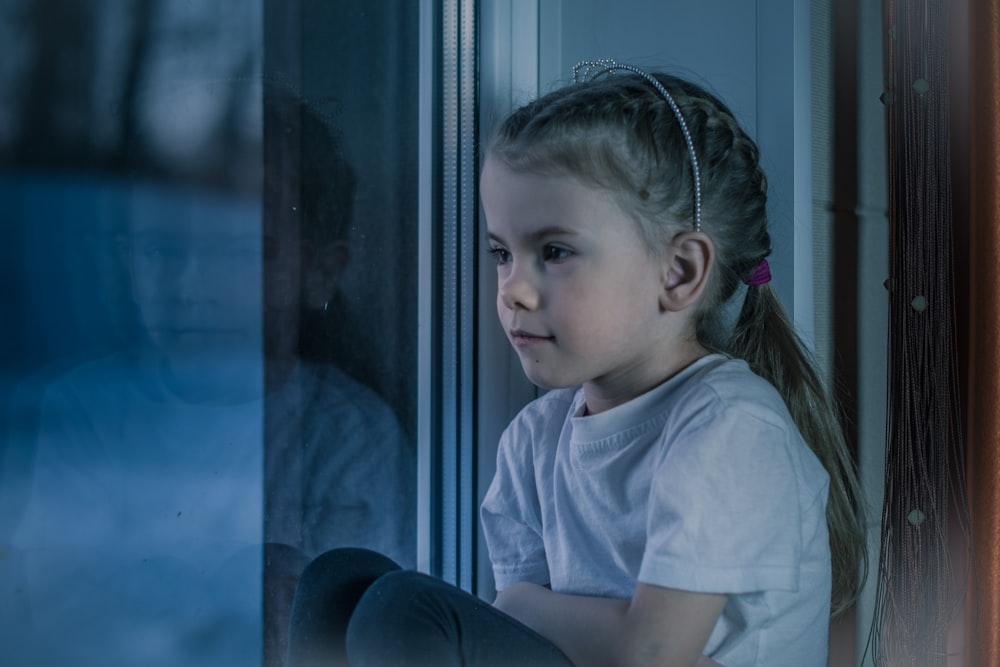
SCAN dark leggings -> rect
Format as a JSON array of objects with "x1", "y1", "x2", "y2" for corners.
[{"x1": 286, "y1": 548, "x2": 575, "y2": 667}]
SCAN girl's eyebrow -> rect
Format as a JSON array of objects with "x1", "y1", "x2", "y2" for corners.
[{"x1": 487, "y1": 225, "x2": 580, "y2": 245}]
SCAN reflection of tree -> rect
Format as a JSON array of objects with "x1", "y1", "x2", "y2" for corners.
[
  {"x1": 9, "y1": 0, "x2": 142, "y2": 170},
  {"x1": 1, "y1": 0, "x2": 261, "y2": 193},
  {"x1": 117, "y1": 0, "x2": 156, "y2": 171},
  {"x1": 10, "y1": 0, "x2": 99, "y2": 168}
]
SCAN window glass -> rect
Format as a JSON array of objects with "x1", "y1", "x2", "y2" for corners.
[{"x1": 0, "y1": 2, "x2": 418, "y2": 665}]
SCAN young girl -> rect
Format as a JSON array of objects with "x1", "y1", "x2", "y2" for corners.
[{"x1": 287, "y1": 63, "x2": 865, "y2": 667}]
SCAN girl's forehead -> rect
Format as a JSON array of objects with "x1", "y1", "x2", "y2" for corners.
[
  {"x1": 482, "y1": 158, "x2": 633, "y2": 239},
  {"x1": 483, "y1": 161, "x2": 576, "y2": 213}
]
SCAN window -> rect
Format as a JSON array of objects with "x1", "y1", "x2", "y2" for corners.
[{"x1": 0, "y1": 1, "x2": 418, "y2": 665}]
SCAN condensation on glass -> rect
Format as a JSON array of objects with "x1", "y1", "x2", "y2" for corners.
[{"x1": 0, "y1": 2, "x2": 418, "y2": 665}]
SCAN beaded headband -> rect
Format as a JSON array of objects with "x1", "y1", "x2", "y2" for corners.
[{"x1": 573, "y1": 59, "x2": 703, "y2": 232}]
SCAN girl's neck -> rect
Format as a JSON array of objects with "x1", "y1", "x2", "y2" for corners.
[{"x1": 582, "y1": 340, "x2": 710, "y2": 415}]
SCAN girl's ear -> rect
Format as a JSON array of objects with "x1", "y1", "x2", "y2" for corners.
[{"x1": 659, "y1": 231, "x2": 714, "y2": 312}]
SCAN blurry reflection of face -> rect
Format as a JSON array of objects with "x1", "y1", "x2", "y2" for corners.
[{"x1": 126, "y1": 184, "x2": 263, "y2": 367}]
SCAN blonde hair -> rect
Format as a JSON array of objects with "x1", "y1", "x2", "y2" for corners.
[{"x1": 489, "y1": 72, "x2": 866, "y2": 616}]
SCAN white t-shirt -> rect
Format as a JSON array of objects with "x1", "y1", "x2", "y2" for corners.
[{"x1": 481, "y1": 354, "x2": 832, "y2": 666}]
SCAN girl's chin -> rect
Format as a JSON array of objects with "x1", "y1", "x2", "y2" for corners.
[{"x1": 518, "y1": 362, "x2": 579, "y2": 391}]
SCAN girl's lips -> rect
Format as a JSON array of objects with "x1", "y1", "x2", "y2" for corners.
[{"x1": 509, "y1": 329, "x2": 554, "y2": 347}]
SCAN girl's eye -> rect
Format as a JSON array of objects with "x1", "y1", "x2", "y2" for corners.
[
  {"x1": 488, "y1": 246, "x2": 511, "y2": 265},
  {"x1": 543, "y1": 244, "x2": 572, "y2": 262}
]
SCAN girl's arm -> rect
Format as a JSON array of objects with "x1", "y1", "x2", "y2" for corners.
[{"x1": 494, "y1": 581, "x2": 726, "y2": 667}]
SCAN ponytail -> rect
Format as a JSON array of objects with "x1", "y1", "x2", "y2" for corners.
[{"x1": 728, "y1": 284, "x2": 867, "y2": 618}]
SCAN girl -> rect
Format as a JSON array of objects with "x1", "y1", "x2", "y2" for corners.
[{"x1": 287, "y1": 63, "x2": 865, "y2": 667}]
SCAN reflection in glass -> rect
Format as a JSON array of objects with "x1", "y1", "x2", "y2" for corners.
[
  {"x1": 260, "y1": 91, "x2": 416, "y2": 664},
  {"x1": 0, "y1": 1, "x2": 418, "y2": 665}
]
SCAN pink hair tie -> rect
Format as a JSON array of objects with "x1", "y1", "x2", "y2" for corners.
[{"x1": 744, "y1": 259, "x2": 771, "y2": 286}]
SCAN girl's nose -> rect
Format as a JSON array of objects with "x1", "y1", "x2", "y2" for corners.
[{"x1": 498, "y1": 263, "x2": 539, "y2": 311}]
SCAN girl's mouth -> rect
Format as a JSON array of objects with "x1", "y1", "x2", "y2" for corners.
[{"x1": 509, "y1": 329, "x2": 554, "y2": 347}]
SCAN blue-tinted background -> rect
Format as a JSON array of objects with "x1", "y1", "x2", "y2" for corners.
[{"x1": 0, "y1": 2, "x2": 418, "y2": 665}]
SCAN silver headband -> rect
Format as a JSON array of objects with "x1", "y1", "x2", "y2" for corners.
[{"x1": 573, "y1": 59, "x2": 703, "y2": 232}]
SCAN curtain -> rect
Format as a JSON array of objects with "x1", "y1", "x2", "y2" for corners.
[
  {"x1": 873, "y1": 0, "x2": 970, "y2": 664},
  {"x1": 965, "y1": 0, "x2": 1000, "y2": 664},
  {"x1": 872, "y1": 0, "x2": 999, "y2": 663}
]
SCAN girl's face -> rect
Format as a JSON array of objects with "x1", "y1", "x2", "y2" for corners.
[{"x1": 481, "y1": 156, "x2": 688, "y2": 410}]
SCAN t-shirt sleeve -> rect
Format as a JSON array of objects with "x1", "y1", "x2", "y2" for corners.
[
  {"x1": 479, "y1": 415, "x2": 550, "y2": 591},
  {"x1": 639, "y1": 397, "x2": 821, "y2": 595}
]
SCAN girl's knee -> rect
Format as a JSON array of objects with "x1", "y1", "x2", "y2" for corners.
[
  {"x1": 300, "y1": 547, "x2": 396, "y2": 582},
  {"x1": 349, "y1": 569, "x2": 431, "y2": 623},
  {"x1": 295, "y1": 547, "x2": 400, "y2": 605},
  {"x1": 346, "y1": 570, "x2": 448, "y2": 660},
  {"x1": 289, "y1": 548, "x2": 403, "y2": 662}
]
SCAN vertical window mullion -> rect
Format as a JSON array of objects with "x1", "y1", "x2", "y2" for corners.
[
  {"x1": 418, "y1": 0, "x2": 478, "y2": 589},
  {"x1": 457, "y1": 0, "x2": 479, "y2": 595},
  {"x1": 417, "y1": 0, "x2": 438, "y2": 578},
  {"x1": 439, "y1": 0, "x2": 461, "y2": 587}
]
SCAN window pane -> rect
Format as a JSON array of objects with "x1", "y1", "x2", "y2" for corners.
[{"x1": 0, "y1": 1, "x2": 418, "y2": 665}]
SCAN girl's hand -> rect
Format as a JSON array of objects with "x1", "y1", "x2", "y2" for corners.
[
  {"x1": 493, "y1": 582, "x2": 726, "y2": 667},
  {"x1": 493, "y1": 581, "x2": 556, "y2": 630}
]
